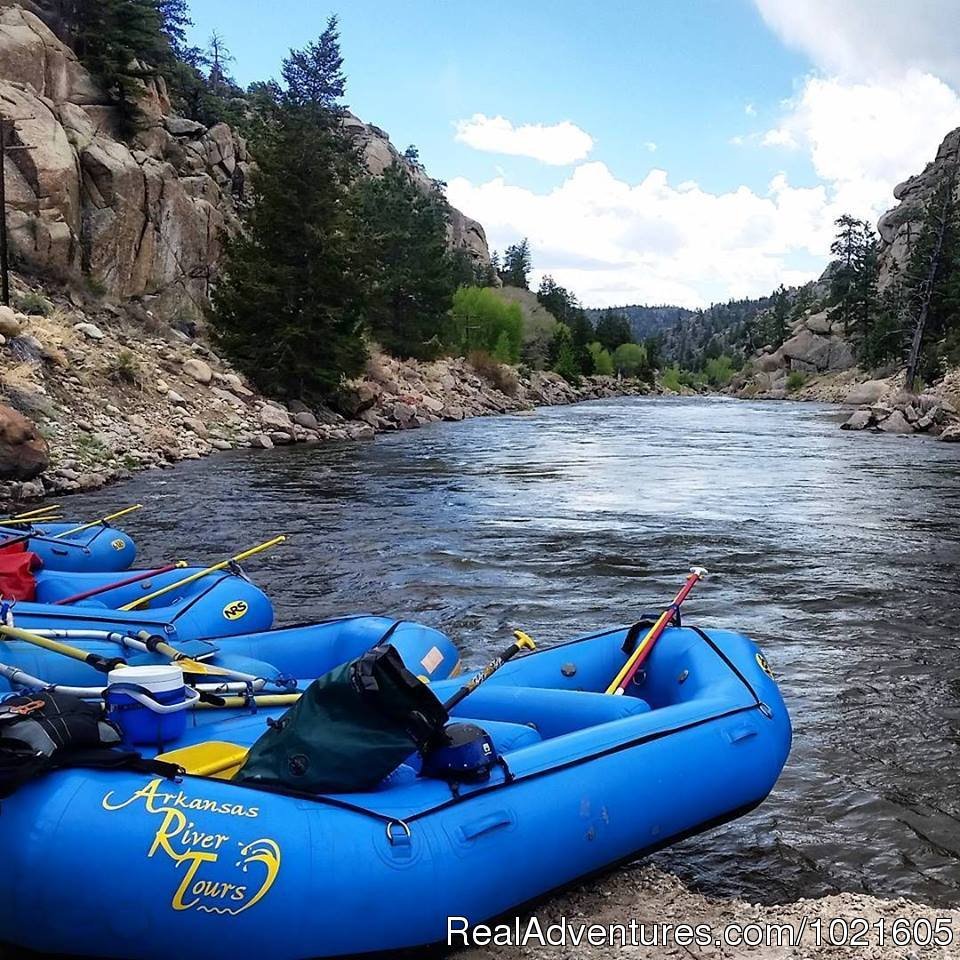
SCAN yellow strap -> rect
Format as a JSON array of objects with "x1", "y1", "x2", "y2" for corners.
[
  {"x1": 53, "y1": 504, "x2": 143, "y2": 539},
  {"x1": 194, "y1": 693, "x2": 301, "y2": 710},
  {"x1": 119, "y1": 535, "x2": 286, "y2": 611}
]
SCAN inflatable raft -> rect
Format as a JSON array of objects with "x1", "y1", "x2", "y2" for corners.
[
  {"x1": 4, "y1": 566, "x2": 274, "y2": 643},
  {"x1": 0, "y1": 622, "x2": 788, "y2": 959},
  {"x1": 0, "y1": 521, "x2": 136, "y2": 571}
]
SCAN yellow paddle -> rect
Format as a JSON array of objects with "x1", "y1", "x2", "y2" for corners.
[
  {"x1": 0, "y1": 624, "x2": 242, "y2": 681},
  {"x1": 53, "y1": 504, "x2": 144, "y2": 539},
  {"x1": 119, "y1": 536, "x2": 287, "y2": 611},
  {"x1": 0, "y1": 504, "x2": 61, "y2": 522},
  {"x1": 0, "y1": 515, "x2": 63, "y2": 526}
]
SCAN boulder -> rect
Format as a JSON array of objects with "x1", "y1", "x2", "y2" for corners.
[
  {"x1": 845, "y1": 380, "x2": 890, "y2": 406},
  {"x1": 804, "y1": 311, "x2": 833, "y2": 335},
  {"x1": 293, "y1": 411, "x2": 319, "y2": 431},
  {"x1": 0, "y1": 305, "x2": 23, "y2": 338},
  {"x1": 181, "y1": 417, "x2": 207, "y2": 437},
  {"x1": 841, "y1": 409, "x2": 873, "y2": 431},
  {"x1": 938, "y1": 424, "x2": 960, "y2": 442},
  {"x1": 73, "y1": 322, "x2": 105, "y2": 340},
  {"x1": 250, "y1": 434, "x2": 274, "y2": 449},
  {"x1": 182, "y1": 358, "x2": 213, "y2": 384},
  {"x1": 217, "y1": 372, "x2": 253, "y2": 397},
  {"x1": 0, "y1": 403, "x2": 49, "y2": 480},
  {"x1": 877, "y1": 410, "x2": 914, "y2": 434},
  {"x1": 258, "y1": 404, "x2": 294, "y2": 434},
  {"x1": 166, "y1": 389, "x2": 187, "y2": 406}
]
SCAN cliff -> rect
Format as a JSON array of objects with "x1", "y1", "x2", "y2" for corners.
[
  {"x1": 876, "y1": 126, "x2": 960, "y2": 286},
  {"x1": 0, "y1": 3, "x2": 491, "y2": 318}
]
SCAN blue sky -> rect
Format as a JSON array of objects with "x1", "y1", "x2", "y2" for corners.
[{"x1": 185, "y1": 1, "x2": 960, "y2": 307}]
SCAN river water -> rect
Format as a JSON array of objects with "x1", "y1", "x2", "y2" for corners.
[{"x1": 64, "y1": 396, "x2": 960, "y2": 907}]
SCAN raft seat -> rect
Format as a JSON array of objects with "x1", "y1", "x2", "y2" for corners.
[{"x1": 450, "y1": 686, "x2": 651, "y2": 739}]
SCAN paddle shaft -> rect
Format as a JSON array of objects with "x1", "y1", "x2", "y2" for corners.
[
  {"x1": 606, "y1": 568, "x2": 707, "y2": 696},
  {"x1": 0, "y1": 504, "x2": 60, "y2": 522},
  {"x1": 119, "y1": 535, "x2": 286, "y2": 611},
  {"x1": 53, "y1": 504, "x2": 143, "y2": 539},
  {"x1": 52, "y1": 564, "x2": 184, "y2": 605},
  {"x1": 443, "y1": 631, "x2": 536, "y2": 712},
  {"x1": 0, "y1": 624, "x2": 124, "y2": 675}
]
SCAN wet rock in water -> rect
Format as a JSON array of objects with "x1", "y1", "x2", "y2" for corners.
[
  {"x1": 182, "y1": 358, "x2": 213, "y2": 384},
  {"x1": 250, "y1": 434, "x2": 274, "y2": 449},
  {"x1": 210, "y1": 438, "x2": 232, "y2": 451},
  {"x1": 841, "y1": 409, "x2": 873, "y2": 430},
  {"x1": 938, "y1": 423, "x2": 960, "y2": 442},
  {"x1": 0, "y1": 404, "x2": 49, "y2": 480},
  {"x1": 878, "y1": 409, "x2": 914, "y2": 434}
]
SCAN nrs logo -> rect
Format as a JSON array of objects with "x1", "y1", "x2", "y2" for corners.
[{"x1": 222, "y1": 600, "x2": 249, "y2": 621}]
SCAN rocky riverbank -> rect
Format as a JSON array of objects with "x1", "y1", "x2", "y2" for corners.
[
  {"x1": 457, "y1": 865, "x2": 960, "y2": 960},
  {"x1": 0, "y1": 279, "x2": 652, "y2": 505}
]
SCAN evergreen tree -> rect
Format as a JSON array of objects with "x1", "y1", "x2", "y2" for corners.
[
  {"x1": 500, "y1": 239, "x2": 532, "y2": 288},
  {"x1": 59, "y1": 0, "x2": 172, "y2": 136},
  {"x1": 350, "y1": 162, "x2": 458, "y2": 358},
  {"x1": 210, "y1": 17, "x2": 367, "y2": 400},
  {"x1": 767, "y1": 284, "x2": 789, "y2": 347},
  {"x1": 550, "y1": 325, "x2": 580, "y2": 384},
  {"x1": 902, "y1": 168, "x2": 960, "y2": 385},
  {"x1": 595, "y1": 312, "x2": 633, "y2": 351}
]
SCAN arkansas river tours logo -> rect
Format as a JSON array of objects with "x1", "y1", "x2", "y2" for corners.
[{"x1": 102, "y1": 779, "x2": 281, "y2": 916}]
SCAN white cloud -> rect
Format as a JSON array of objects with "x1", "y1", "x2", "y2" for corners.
[
  {"x1": 644, "y1": 141, "x2": 658, "y2": 152},
  {"x1": 762, "y1": 71, "x2": 960, "y2": 220},
  {"x1": 447, "y1": 162, "x2": 848, "y2": 308},
  {"x1": 745, "y1": 102, "x2": 757, "y2": 116},
  {"x1": 753, "y1": 0, "x2": 960, "y2": 87},
  {"x1": 454, "y1": 113, "x2": 594, "y2": 165}
]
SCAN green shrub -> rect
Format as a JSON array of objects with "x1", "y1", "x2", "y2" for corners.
[
  {"x1": 786, "y1": 370, "x2": 806, "y2": 392},
  {"x1": 448, "y1": 287, "x2": 523, "y2": 363},
  {"x1": 16, "y1": 292, "x2": 51, "y2": 316},
  {"x1": 613, "y1": 342, "x2": 648, "y2": 377},
  {"x1": 704, "y1": 354, "x2": 736, "y2": 387},
  {"x1": 661, "y1": 364, "x2": 683, "y2": 392},
  {"x1": 587, "y1": 341, "x2": 614, "y2": 376}
]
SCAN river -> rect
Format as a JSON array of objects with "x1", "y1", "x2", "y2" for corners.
[{"x1": 64, "y1": 396, "x2": 960, "y2": 908}]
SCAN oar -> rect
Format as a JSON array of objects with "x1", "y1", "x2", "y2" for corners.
[
  {"x1": 0, "y1": 623, "x2": 248, "y2": 683},
  {"x1": 53, "y1": 504, "x2": 143, "y2": 539},
  {"x1": 0, "y1": 504, "x2": 60, "y2": 522},
  {"x1": 0, "y1": 624, "x2": 124, "y2": 675},
  {"x1": 443, "y1": 630, "x2": 536, "y2": 712},
  {"x1": 0, "y1": 515, "x2": 63, "y2": 527},
  {"x1": 605, "y1": 566, "x2": 708, "y2": 696},
  {"x1": 51, "y1": 563, "x2": 188, "y2": 605},
  {"x1": 119, "y1": 536, "x2": 287, "y2": 611}
]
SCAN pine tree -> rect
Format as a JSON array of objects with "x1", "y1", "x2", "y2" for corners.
[
  {"x1": 350, "y1": 162, "x2": 458, "y2": 359},
  {"x1": 767, "y1": 284, "x2": 789, "y2": 347},
  {"x1": 903, "y1": 164, "x2": 960, "y2": 386},
  {"x1": 500, "y1": 239, "x2": 532, "y2": 288},
  {"x1": 594, "y1": 312, "x2": 633, "y2": 351},
  {"x1": 59, "y1": 0, "x2": 173, "y2": 136},
  {"x1": 210, "y1": 17, "x2": 367, "y2": 401}
]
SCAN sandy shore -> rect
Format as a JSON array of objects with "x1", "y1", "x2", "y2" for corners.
[{"x1": 455, "y1": 865, "x2": 960, "y2": 959}]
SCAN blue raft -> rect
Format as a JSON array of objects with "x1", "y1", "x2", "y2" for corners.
[
  {"x1": 0, "y1": 521, "x2": 137, "y2": 571},
  {"x1": 6, "y1": 566, "x2": 274, "y2": 643},
  {"x1": 0, "y1": 622, "x2": 788, "y2": 959}
]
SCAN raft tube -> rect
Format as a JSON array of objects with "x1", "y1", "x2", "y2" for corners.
[
  {"x1": 0, "y1": 614, "x2": 460, "y2": 694},
  {"x1": 0, "y1": 521, "x2": 137, "y2": 571},
  {"x1": 0, "y1": 623, "x2": 788, "y2": 959},
  {"x1": 6, "y1": 568, "x2": 274, "y2": 643}
]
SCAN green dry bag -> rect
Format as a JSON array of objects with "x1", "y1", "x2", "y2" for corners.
[{"x1": 235, "y1": 644, "x2": 448, "y2": 793}]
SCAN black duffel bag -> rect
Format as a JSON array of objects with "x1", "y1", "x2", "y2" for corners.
[
  {"x1": 0, "y1": 691, "x2": 176, "y2": 800},
  {"x1": 235, "y1": 644, "x2": 449, "y2": 793}
]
